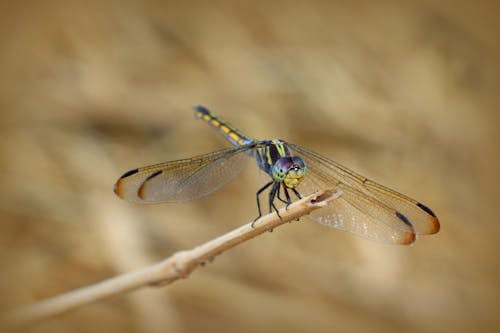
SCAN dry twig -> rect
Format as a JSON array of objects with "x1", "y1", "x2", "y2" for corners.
[{"x1": 4, "y1": 188, "x2": 341, "y2": 326}]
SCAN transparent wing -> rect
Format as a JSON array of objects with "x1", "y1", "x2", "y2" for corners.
[
  {"x1": 114, "y1": 145, "x2": 253, "y2": 203},
  {"x1": 288, "y1": 143, "x2": 439, "y2": 244}
]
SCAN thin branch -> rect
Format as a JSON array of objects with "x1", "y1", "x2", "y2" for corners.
[{"x1": 4, "y1": 188, "x2": 342, "y2": 326}]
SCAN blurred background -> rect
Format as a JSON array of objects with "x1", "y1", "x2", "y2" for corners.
[{"x1": 1, "y1": 1, "x2": 499, "y2": 332}]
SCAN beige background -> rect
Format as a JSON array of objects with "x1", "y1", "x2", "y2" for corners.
[{"x1": 1, "y1": 1, "x2": 499, "y2": 332}]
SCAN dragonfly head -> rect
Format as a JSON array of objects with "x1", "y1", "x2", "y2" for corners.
[{"x1": 272, "y1": 156, "x2": 307, "y2": 188}]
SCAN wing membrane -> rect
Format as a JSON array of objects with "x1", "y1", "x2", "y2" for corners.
[
  {"x1": 288, "y1": 143, "x2": 439, "y2": 243},
  {"x1": 114, "y1": 145, "x2": 253, "y2": 203},
  {"x1": 307, "y1": 186, "x2": 416, "y2": 244}
]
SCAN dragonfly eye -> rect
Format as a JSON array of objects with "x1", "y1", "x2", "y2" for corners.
[
  {"x1": 272, "y1": 156, "x2": 307, "y2": 187},
  {"x1": 272, "y1": 157, "x2": 292, "y2": 182}
]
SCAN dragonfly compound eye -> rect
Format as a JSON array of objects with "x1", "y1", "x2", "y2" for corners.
[
  {"x1": 283, "y1": 156, "x2": 307, "y2": 188},
  {"x1": 271, "y1": 156, "x2": 307, "y2": 188},
  {"x1": 272, "y1": 157, "x2": 293, "y2": 182}
]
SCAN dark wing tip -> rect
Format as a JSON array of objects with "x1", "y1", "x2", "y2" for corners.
[
  {"x1": 402, "y1": 231, "x2": 416, "y2": 245},
  {"x1": 120, "y1": 168, "x2": 139, "y2": 179},
  {"x1": 394, "y1": 211, "x2": 417, "y2": 245},
  {"x1": 417, "y1": 202, "x2": 440, "y2": 234},
  {"x1": 113, "y1": 181, "x2": 121, "y2": 196},
  {"x1": 417, "y1": 202, "x2": 436, "y2": 217},
  {"x1": 395, "y1": 211, "x2": 412, "y2": 227},
  {"x1": 114, "y1": 168, "x2": 139, "y2": 197},
  {"x1": 113, "y1": 179, "x2": 124, "y2": 197},
  {"x1": 137, "y1": 170, "x2": 162, "y2": 199}
]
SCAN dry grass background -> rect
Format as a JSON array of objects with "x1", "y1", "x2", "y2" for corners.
[{"x1": 1, "y1": 1, "x2": 499, "y2": 332}]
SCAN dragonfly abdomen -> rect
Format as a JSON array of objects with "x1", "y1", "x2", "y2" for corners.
[{"x1": 194, "y1": 105, "x2": 254, "y2": 147}]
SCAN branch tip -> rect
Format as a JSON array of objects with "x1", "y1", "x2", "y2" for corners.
[{"x1": 311, "y1": 188, "x2": 341, "y2": 204}]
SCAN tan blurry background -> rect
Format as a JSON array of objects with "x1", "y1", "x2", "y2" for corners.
[{"x1": 1, "y1": 0, "x2": 499, "y2": 332}]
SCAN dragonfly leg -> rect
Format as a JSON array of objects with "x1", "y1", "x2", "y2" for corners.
[
  {"x1": 276, "y1": 184, "x2": 288, "y2": 205},
  {"x1": 269, "y1": 182, "x2": 282, "y2": 220},
  {"x1": 283, "y1": 185, "x2": 292, "y2": 210},
  {"x1": 252, "y1": 181, "x2": 274, "y2": 227},
  {"x1": 291, "y1": 188, "x2": 303, "y2": 221},
  {"x1": 292, "y1": 188, "x2": 303, "y2": 199}
]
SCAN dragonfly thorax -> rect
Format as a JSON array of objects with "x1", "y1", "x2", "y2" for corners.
[{"x1": 271, "y1": 156, "x2": 307, "y2": 188}]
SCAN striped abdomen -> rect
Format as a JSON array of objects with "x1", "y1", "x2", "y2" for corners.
[{"x1": 194, "y1": 105, "x2": 254, "y2": 147}]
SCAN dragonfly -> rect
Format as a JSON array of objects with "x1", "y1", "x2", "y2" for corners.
[{"x1": 114, "y1": 106, "x2": 440, "y2": 245}]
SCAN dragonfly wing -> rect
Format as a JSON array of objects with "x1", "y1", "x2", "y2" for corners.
[
  {"x1": 359, "y1": 179, "x2": 439, "y2": 234},
  {"x1": 298, "y1": 170, "x2": 416, "y2": 244},
  {"x1": 288, "y1": 143, "x2": 439, "y2": 243},
  {"x1": 114, "y1": 145, "x2": 251, "y2": 203},
  {"x1": 308, "y1": 195, "x2": 416, "y2": 244}
]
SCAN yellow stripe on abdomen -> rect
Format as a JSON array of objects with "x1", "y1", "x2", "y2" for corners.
[{"x1": 194, "y1": 105, "x2": 254, "y2": 147}]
